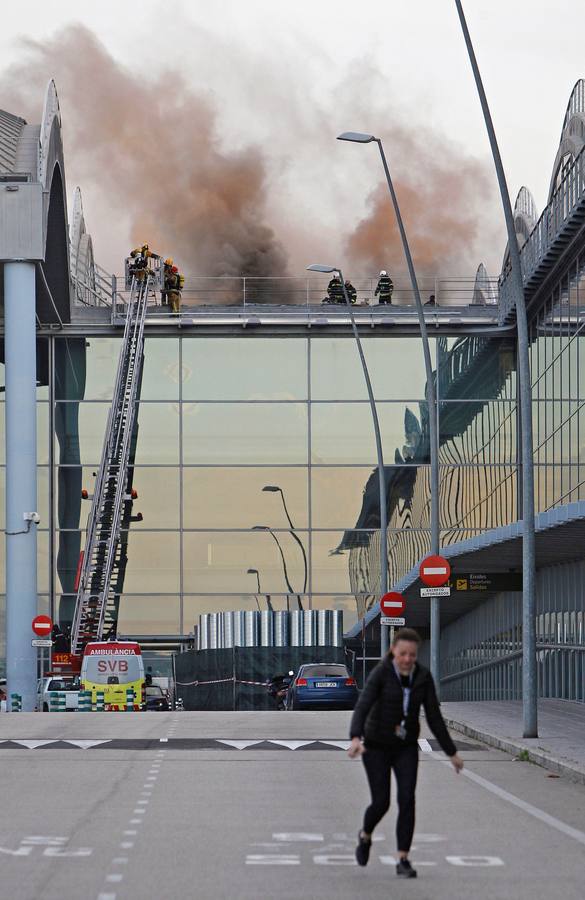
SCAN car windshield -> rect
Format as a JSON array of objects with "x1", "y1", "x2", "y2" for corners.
[
  {"x1": 301, "y1": 665, "x2": 348, "y2": 678},
  {"x1": 47, "y1": 679, "x2": 80, "y2": 692},
  {"x1": 146, "y1": 686, "x2": 164, "y2": 697}
]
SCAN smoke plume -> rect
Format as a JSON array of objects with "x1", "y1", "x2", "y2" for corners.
[
  {"x1": 1, "y1": 26, "x2": 288, "y2": 277},
  {"x1": 345, "y1": 129, "x2": 493, "y2": 276}
]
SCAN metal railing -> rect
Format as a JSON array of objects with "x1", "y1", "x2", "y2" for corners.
[
  {"x1": 71, "y1": 260, "x2": 114, "y2": 309},
  {"x1": 110, "y1": 274, "x2": 499, "y2": 312},
  {"x1": 499, "y1": 141, "x2": 585, "y2": 320}
]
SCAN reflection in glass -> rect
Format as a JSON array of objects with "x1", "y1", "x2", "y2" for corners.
[
  {"x1": 311, "y1": 337, "x2": 434, "y2": 401},
  {"x1": 131, "y1": 404, "x2": 180, "y2": 464},
  {"x1": 311, "y1": 402, "x2": 429, "y2": 465},
  {"x1": 55, "y1": 531, "x2": 180, "y2": 594},
  {"x1": 183, "y1": 531, "x2": 307, "y2": 594},
  {"x1": 182, "y1": 338, "x2": 308, "y2": 401},
  {"x1": 439, "y1": 465, "x2": 517, "y2": 531},
  {"x1": 183, "y1": 467, "x2": 308, "y2": 529},
  {"x1": 117, "y1": 595, "x2": 181, "y2": 635},
  {"x1": 438, "y1": 336, "x2": 516, "y2": 401},
  {"x1": 439, "y1": 401, "x2": 517, "y2": 465},
  {"x1": 183, "y1": 403, "x2": 308, "y2": 464},
  {"x1": 55, "y1": 402, "x2": 109, "y2": 465},
  {"x1": 141, "y1": 338, "x2": 179, "y2": 400},
  {"x1": 57, "y1": 337, "x2": 120, "y2": 401}
]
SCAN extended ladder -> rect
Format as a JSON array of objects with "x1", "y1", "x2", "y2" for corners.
[{"x1": 71, "y1": 274, "x2": 152, "y2": 655}]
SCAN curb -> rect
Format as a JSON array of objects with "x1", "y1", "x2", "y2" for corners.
[{"x1": 444, "y1": 716, "x2": 585, "y2": 786}]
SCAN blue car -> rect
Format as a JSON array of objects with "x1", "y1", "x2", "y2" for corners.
[{"x1": 287, "y1": 663, "x2": 358, "y2": 710}]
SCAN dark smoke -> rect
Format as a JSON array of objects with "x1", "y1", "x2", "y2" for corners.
[{"x1": 1, "y1": 26, "x2": 288, "y2": 277}]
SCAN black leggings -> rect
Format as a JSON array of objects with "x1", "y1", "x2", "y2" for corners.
[{"x1": 362, "y1": 743, "x2": 419, "y2": 852}]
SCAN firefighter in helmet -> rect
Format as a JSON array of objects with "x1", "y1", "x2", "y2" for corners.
[
  {"x1": 344, "y1": 279, "x2": 357, "y2": 304},
  {"x1": 325, "y1": 274, "x2": 344, "y2": 304},
  {"x1": 168, "y1": 265, "x2": 185, "y2": 315},
  {"x1": 375, "y1": 269, "x2": 394, "y2": 304},
  {"x1": 162, "y1": 258, "x2": 174, "y2": 305}
]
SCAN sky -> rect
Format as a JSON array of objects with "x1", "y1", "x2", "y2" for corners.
[{"x1": 0, "y1": 0, "x2": 582, "y2": 278}]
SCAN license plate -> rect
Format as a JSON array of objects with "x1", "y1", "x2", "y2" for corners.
[{"x1": 316, "y1": 681, "x2": 337, "y2": 688}]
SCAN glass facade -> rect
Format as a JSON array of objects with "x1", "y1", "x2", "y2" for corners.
[
  {"x1": 0, "y1": 306, "x2": 582, "y2": 678},
  {"x1": 9, "y1": 332, "x2": 515, "y2": 644}
]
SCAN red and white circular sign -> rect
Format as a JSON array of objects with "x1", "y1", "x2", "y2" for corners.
[
  {"x1": 380, "y1": 592, "x2": 406, "y2": 616},
  {"x1": 32, "y1": 615, "x2": 53, "y2": 637},
  {"x1": 419, "y1": 555, "x2": 451, "y2": 587}
]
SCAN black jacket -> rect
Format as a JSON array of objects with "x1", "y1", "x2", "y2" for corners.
[{"x1": 349, "y1": 656, "x2": 457, "y2": 756}]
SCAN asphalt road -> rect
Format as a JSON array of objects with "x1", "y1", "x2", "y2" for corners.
[{"x1": 1, "y1": 711, "x2": 584, "y2": 900}]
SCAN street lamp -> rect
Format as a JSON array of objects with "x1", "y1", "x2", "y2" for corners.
[
  {"x1": 246, "y1": 567, "x2": 264, "y2": 611},
  {"x1": 252, "y1": 525, "x2": 300, "y2": 611},
  {"x1": 454, "y1": 0, "x2": 537, "y2": 736},
  {"x1": 334, "y1": 136, "x2": 441, "y2": 681},
  {"x1": 307, "y1": 263, "x2": 389, "y2": 653},
  {"x1": 262, "y1": 485, "x2": 308, "y2": 595}
]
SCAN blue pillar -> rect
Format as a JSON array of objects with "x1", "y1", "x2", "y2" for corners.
[{"x1": 5, "y1": 261, "x2": 38, "y2": 712}]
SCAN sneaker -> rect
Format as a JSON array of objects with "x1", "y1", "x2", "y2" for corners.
[
  {"x1": 355, "y1": 832, "x2": 372, "y2": 867},
  {"x1": 396, "y1": 858, "x2": 417, "y2": 878}
]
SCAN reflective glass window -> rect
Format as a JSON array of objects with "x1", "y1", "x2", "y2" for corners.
[
  {"x1": 439, "y1": 465, "x2": 517, "y2": 530},
  {"x1": 311, "y1": 402, "x2": 429, "y2": 465},
  {"x1": 311, "y1": 466, "x2": 431, "y2": 529},
  {"x1": 183, "y1": 467, "x2": 308, "y2": 529},
  {"x1": 182, "y1": 403, "x2": 307, "y2": 464},
  {"x1": 54, "y1": 402, "x2": 109, "y2": 466},
  {"x1": 439, "y1": 401, "x2": 516, "y2": 465},
  {"x1": 141, "y1": 338, "x2": 180, "y2": 400},
  {"x1": 132, "y1": 403, "x2": 180, "y2": 464},
  {"x1": 311, "y1": 530, "x2": 381, "y2": 594},
  {"x1": 311, "y1": 337, "x2": 434, "y2": 401},
  {"x1": 182, "y1": 531, "x2": 308, "y2": 594},
  {"x1": 182, "y1": 338, "x2": 308, "y2": 400},
  {"x1": 56, "y1": 337, "x2": 121, "y2": 401},
  {"x1": 438, "y1": 337, "x2": 516, "y2": 400},
  {"x1": 117, "y1": 595, "x2": 180, "y2": 634}
]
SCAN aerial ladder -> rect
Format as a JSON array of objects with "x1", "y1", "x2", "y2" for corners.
[{"x1": 70, "y1": 265, "x2": 159, "y2": 658}]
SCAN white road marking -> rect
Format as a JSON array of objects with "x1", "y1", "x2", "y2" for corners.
[
  {"x1": 314, "y1": 854, "x2": 356, "y2": 865},
  {"x1": 446, "y1": 856, "x2": 504, "y2": 867},
  {"x1": 246, "y1": 855, "x2": 300, "y2": 865},
  {"x1": 442, "y1": 762, "x2": 585, "y2": 847},
  {"x1": 123, "y1": 831, "x2": 137, "y2": 836},
  {"x1": 268, "y1": 740, "x2": 315, "y2": 750},
  {"x1": 65, "y1": 740, "x2": 110, "y2": 750},
  {"x1": 23, "y1": 836, "x2": 67, "y2": 845},
  {"x1": 380, "y1": 856, "x2": 437, "y2": 866},
  {"x1": 320, "y1": 741, "x2": 351, "y2": 750},
  {"x1": 217, "y1": 740, "x2": 263, "y2": 750},
  {"x1": 44, "y1": 847, "x2": 92, "y2": 857},
  {"x1": 273, "y1": 833, "x2": 323, "y2": 842},
  {"x1": 137, "y1": 800, "x2": 149, "y2": 805},
  {"x1": 159, "y1": 738, "x2": 168, "y2": 743},
  {"x1": 119, "y1": 842, "x2": 134, "y2": 849},
  {"x1": 418, "y1": 739, "x2": 433, "y2": 753},
  {"x1": 11, "y1": 740, "x2": 55, "y2": 750},
  {"x1": 132, "y1": 809, "x2": 145, "y2": 815},
  {"x1": 129, "y1": 819, "x2": 142, "y2": 825},
  {"x1": 97, "y1": 894, "x2": 116, "y2": 900},
  {"x1": 106, "y1": 874, "x2": 123, "y2": 883},
  {"x1": 412, "y1": 834, "x2": 446, "y2": 842},
  {"x1": 112, "y1": 858, "x2": 128, "y2": 865}
]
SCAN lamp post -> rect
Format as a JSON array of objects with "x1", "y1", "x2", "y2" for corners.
[
  {"x1": 252, "y1": 525, "x2": 299, "y2": 611},
  {"x1": 307, "y1": 263, "x2": 389, "y2": 654},
  {"x1": 246, "y1": 567, "x2": 267, "y2": 611},
  {"x1": 454, "y1": 0, "x2": 537, "y2": 737},
  {"x1": 262, "y1": 485, "x2": 308, "y2": 596},
  {"x1": 334, "y1": 135, "x2": 441, "y2": 685}
]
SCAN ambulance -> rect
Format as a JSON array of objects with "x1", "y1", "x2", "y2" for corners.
[{"x1": 80, "y1": 641, "x2": 145, "y2": 710}]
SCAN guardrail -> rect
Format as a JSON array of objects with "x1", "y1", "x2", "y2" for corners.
[
  {"x1": 110, "y1": 274, "x2": 499, "y2": 312},
  {"x1": 499, "y1": 141, "x2": 585, "y2": 320}
]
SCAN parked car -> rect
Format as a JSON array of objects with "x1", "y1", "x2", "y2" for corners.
[
  {"x1": 286, "y1": 663, "x2": 358, "y2": 710},
  {"x1": 37, "y1": 676, "x2": 81, "y2": 711},
  {"x1": 145, "y1": 685, "x2": 171, "y2": 711}
]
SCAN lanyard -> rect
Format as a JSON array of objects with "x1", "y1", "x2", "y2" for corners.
[{"x1": 393, "y1": 662, "x2": 414, "y2": 719}]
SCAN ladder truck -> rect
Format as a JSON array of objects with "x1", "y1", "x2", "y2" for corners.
[{"x1": 62, "y1": 259, "x2": 162, "y2": 672}]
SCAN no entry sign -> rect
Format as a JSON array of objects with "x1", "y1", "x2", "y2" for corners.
[
  {"x1": 419, "y1": 556, "x2": 451, "y2": 588},
  {"x1": 32, "y1": 615, "x2": 53, "y2": 637},
  {"x1": 380, "y1": 592, "x2": 406, "y2": 617}
]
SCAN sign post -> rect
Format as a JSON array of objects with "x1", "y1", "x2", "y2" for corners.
[
  {"x1": 419, "y1": 556, "x2": 450, "y2": 698},
  {"x1": 379, "y1": 592, "x2": 406, "y2": 646},
  {"x1": 32, "y1": 616, "x2": 53, "y2": 688}
]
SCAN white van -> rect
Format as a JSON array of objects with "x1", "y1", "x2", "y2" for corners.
[{"x1": 37, "y1": 676, "x2": 81, "y2": 711}]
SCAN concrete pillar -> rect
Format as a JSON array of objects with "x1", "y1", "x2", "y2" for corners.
[{"x1": 5, "y1": 262, "x2": 38, "y2": 711}]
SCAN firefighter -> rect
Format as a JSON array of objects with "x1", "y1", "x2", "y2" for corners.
[
  {"x1": 375, "y1": 269, "x2": 394, "y2": 304},
  {"x1": 168, "y1": 265, "x2": 184, "y2": 314},
  {"x1": 162, "y1": 257, "x2": 174, "y2": 305},
  {"x1": 325, "y1": 274, "x2": 344, "y2": 304},
  {"x1": 344, "y1": 279, "x2": 357, "y2": 304}
]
